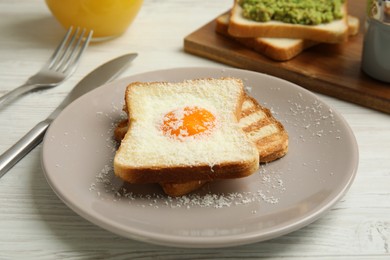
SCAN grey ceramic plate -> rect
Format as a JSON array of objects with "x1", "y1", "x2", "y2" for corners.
[{"x1": 41, "y1": 67, "x2": 359, "y2": 248}]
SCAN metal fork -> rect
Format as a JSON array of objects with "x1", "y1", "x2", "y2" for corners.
[{"x1": 0, "y1": 27, "x2": 93, "y2": 107}]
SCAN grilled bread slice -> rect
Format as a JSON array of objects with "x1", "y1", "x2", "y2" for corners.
[
  {"x1": 113, "y1": 78, "x2": 259, "y2": 184},
  {"x1": 115, "y1": 92, "x2": 288, "y2": 196},
  {"x1": 228, "y1": 0, "x2": 350, "y2": 44}
]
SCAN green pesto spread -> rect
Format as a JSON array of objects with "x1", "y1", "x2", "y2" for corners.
[{"x1": 239, "y1": 0, "x2": 345, "y2": 25}]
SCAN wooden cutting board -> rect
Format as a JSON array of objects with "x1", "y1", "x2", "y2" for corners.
[{"x1": 184, "y1": 1, "x2": 390, "y2": 114}]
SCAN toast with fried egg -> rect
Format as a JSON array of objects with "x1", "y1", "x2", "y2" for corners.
[
  {"x1": 113, "y1": 78, "x2": 260, "y2": 184},
  {"x1": 115, "y1": 92, "x2": 288, "y2": 196}
]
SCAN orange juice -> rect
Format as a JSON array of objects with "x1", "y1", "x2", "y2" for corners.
[{"x1": 45, "y1": 0, "x2": 143, "y2": 40}]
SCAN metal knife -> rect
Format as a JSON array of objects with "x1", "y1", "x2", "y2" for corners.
[{"x1": 0, "y1": 53, "x2": 137, "y2": 178}]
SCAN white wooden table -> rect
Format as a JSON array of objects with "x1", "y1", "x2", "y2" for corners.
[{"x1": 0, "y1": 0, "x2": 389, "y2": 259}]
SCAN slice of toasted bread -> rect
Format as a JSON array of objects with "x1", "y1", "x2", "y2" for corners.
[
  {"x1": 114, "y1": 92, "x2": 289, "y2": 196},
  {"x1": 228, "y1": 0, "x2": 350, "y2": 43},
  {"x1": 215, "y1": 13, "x2": 359, "y2": 61},
  {"x1": 216, "y1": 12, "x2": 316, "y2": 60},
  {"x1": 114, "y1": 78, "x2": 259, "y2": 184}
]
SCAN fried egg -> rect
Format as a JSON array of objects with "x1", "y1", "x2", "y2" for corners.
[{"x1": 160, "y1": 106, "x2": 217, "y2": 140}]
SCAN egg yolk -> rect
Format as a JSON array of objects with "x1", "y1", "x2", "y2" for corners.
[{"x1": 161, "y1": 106, "x2": 216, "y2": 140}]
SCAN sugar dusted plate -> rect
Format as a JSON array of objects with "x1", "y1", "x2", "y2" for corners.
[{"x1": 41, "y1": 67, "x2": 358, "y2": 248}]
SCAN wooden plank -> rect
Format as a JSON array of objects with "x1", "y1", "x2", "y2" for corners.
[{"x1": 184, "y1": 1, "x2": 390, "y2": 114}]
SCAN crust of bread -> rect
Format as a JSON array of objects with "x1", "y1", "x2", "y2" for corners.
[
  {"x1": 160, "y1": 180, "x2": 208, "y2": 197},
  {"x1": 114, "y1": 157, "x2": 259, "y2": 184},
  {"x1": 253, "y1": 39, "x2": 316, "y2": 61},
  {"x1": 114, "y1": 78, "x2": 259, "y2": 185},
  {"x1": 347, "y1": 15, "x2": 360, "y2": 36},
  {"x1": 114, "y1": 120, "x2": 128, "y2": 143},
  {"x1": 228, "y1": 0, "x2": 349, "y2": 43}
]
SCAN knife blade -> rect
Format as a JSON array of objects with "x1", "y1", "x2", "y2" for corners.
[{"x1": 0, "y1": 53, "x2": 137, "y2": 178}]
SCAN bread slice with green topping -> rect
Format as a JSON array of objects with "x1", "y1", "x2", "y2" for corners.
[
  {"x1": 229, "y1": 0, "x2": 350, "y2": 43},
  {"x1": 216, "y1": 12, "x2": 359, "y2": 61}
]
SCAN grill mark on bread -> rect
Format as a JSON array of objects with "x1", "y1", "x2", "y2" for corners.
[
  {"x1": 240, "y1": 106, "x2": 258, "y2": 117},
  {"x1": 246, "y1": 124, "x2": 279, "y2": 140},
  {"x1": 239, "y1": 94, "x2": 288, "y2": 164},
  {"x1": 239, "y1": 110, "x2": 267, "y2": 128},
  {"x1": 241, "y1": 98, "x2": 255, "y2": 110},
  {"x1": 254, "y1": 133, "x2": 289, "y2": 162},
  {"x1": 240, "y1": 98, "x2": 276, "y2": 133}
]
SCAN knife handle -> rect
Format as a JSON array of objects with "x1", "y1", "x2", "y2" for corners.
[{"x1": 0, "y1": 119, "x2": 51, "y2": 179}]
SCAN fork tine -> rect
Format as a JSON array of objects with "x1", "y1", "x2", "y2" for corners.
[
  {"x1": 47, "y1": 26, "x2": 74, "y2": 69},
  {"x1": 57, "y1": 27, "x2": 86, "y2": 72},
  {"x1": 61, "y1": 29, "x2": 93, "y2": 74},
  {"x1": 60, "y1": 28, "x2": 87, "y2": 72},
  {"x1": 51, "y1": 27, "x2": 80, "y2": 71},
  {"x1": 69, "y1": 30, "x2": 93, "y2": 68}
]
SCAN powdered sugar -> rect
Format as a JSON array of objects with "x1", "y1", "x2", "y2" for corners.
[
  {"x1": 89, "y1": 159, "x2": 286, "y2": 210},
  {"x1": 284, "y1": 93, "x2": 340, "y2": 143}
]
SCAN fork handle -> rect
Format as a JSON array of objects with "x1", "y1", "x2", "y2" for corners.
[
  {"x1": 0, "y1": 119, "x2": 51, "y2": 178},
  {"x1": 0, "y1": 83, "x2": 39, "y2": 107}
]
